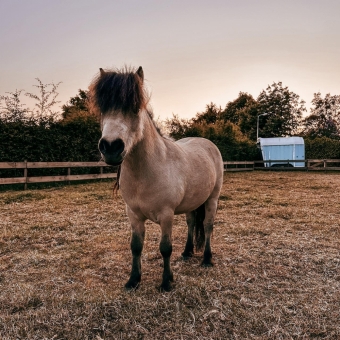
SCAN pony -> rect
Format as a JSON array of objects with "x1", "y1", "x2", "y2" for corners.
[{"x1": 89, "y1": 66, "x2": 224, "y2": 291}]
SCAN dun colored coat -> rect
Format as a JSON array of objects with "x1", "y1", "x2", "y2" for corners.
[{"x1": 89, "y1": 66, "x2": 224, "y2": 291}]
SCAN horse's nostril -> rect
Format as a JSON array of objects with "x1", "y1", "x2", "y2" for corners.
[
  {"x1": 99, "y1": 138, "x2": 125, "y2": 156},
  {"x1": 99, "y1": 139, "x2": 109, "y2": 154},
  {"x1": 112, "y1": 139, "x2": 124, "y2": 155}
]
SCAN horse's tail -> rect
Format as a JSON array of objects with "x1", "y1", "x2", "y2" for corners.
[{"x1": 194, "y1": 204, "x2": 205, "y2": 251}]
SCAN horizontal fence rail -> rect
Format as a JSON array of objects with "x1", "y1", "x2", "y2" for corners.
[
  {"x1": 1, "y1": 159, "x2": 340, "y2": 189},
  {"x1": 0, "y1": 161, "x2": 117, "y2": 189},
  {"x1": 306, "y1": 159, "x2": 340, "y2": 171},
  {"x1": 224, "y1": 161, "x2": 255, "y2": 171},
  {"x1": 224, "y1": 159, "x2": 340, "y2": 172}
]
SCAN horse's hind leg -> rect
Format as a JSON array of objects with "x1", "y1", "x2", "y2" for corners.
[
  {"x1": 125, "y1": 208, "x2": 146, "y2": 289},
  {"x1": 159, "y1": 213, "x2": 174, "y2": 292},
  {"x1": 201, "y1": 198, "x2": 218, "y2": 267},
  {"x1": 182, "y1": 211, "x2": 195, "y2": 260}
]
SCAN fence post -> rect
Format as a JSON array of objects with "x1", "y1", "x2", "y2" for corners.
[
  {"x1": 24, "y1": 160, "x2": 27, "y2": 190},
  {"x1": 67, "y1": 167, "x2": 71, "y2": 185}
]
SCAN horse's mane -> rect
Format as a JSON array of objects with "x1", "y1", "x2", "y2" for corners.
[
  {"x1": 88, "y1": 66, "x2": 147, "y2": 114},
  {"x1": 89, "y1": 66, "x2": 163, "y2": 137}
]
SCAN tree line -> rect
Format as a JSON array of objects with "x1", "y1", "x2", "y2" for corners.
[
  {"x1": 166, "y1": 82, "x2": 340, "y2": 160},
  {"x1": 0, "y1": 81, "x2": 100, "y2": 163},
  {"x1": 1, "y1": 79, "x2": 340, "y2": 163}
]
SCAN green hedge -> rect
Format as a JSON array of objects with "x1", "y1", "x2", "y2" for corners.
[
  {"x1": 305, "y1": 137, "x2": 340, "y2": 159},
  {"x1": 0, "y1": 117, "x2": 102, "y2": 179},
  {"x1": 0, "y1": 117, "x2": 101, "y2": 162},
  {"x1": 213, "y1": 139, "x2": 261, "y2": 161},
  {"x1": 1, "y1": 118, "x2": 339, "y2": 168}
]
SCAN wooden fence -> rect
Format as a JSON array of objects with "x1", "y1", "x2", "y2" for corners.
[
  {"x1": 224, "y1": 159, "x2": 340, "y2": 171},
  {"x1": 223, "y1": 161, "x2": 255, "y2": 171},
  {"x1": 1, "y1": 159, "x2": 340, "y2": 190},
  {"x1": 306, "y1": 159, "x2": 340, "y2": 170},
  {"x1": 0, "y1": 161, "x2": 117, "y2": 189}
]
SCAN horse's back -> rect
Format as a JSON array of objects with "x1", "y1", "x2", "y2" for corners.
[{"x1": 175, "y1": 137, "x2": 223, "y2": 174}]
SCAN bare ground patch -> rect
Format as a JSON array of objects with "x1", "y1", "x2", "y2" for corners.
[{"x1": 1, "y1": 172, "x2": 340, "y2": 339}]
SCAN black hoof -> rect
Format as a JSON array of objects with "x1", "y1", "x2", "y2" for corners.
[
  {"x1": 201, "y1": 260, "x2": 214, "y2": 267},
  {"x1": 159, "y1": 271, "x2": 174, "y2": 292},
  {"x1": 159, "y1": 282, "x2": 173, "y2": 292},
  {"x1": 125, "y1": 279, "x2": 140, "y2": 290},
  {"x1": 181, "y1": 251, "x2": 193, "y2": 260}
]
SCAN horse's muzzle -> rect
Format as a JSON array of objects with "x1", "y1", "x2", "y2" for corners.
[{"x1": 99, "y1": 138, "x2": 125, "y2": 165}]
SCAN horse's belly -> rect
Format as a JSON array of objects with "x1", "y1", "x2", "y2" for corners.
[{"x1": 174, "y1": 180, "x2": 214, "y2": 214}]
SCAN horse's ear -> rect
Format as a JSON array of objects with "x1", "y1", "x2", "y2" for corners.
[
  {"x1": 136, "y1": 66, "x2": 144, "y2": 82},
  {"x1": 99, "y1": 68, "x2": 105, "y2": 76}
]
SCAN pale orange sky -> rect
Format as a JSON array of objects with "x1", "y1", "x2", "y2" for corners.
[{"x1": 1, "y1": 0, "x2": 339, "y2": 120}]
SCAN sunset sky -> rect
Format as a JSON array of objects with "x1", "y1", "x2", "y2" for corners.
[{"x1": 1, "y1": 0, "x2": 339, "y2": 120}]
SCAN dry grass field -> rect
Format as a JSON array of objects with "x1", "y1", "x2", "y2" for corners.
[{"x1": 1, "y1": 172, "x2": 340, "y2": 339}]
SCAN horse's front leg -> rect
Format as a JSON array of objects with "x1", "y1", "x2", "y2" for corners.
[
  {"x1": 125, "y1": 208, "x2": 145, "y2": 290},
  {"x1": 159, "y1": 214, "x2": 174, "y2": 292}
]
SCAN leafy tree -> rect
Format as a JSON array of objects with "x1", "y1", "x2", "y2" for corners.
[
  {"x1": 62, "y1": 89, "x2": 89, "y2": 119},
  {"x1": 0, "y1": 89, "x2": 29, "y2": 122},
  {"x1": 165, "y1": 109, "x2": 259, "y2": 160},
  {"x1": 165, "y1": 115, "x2": 197, "y2": 140},
  {"x1": 61, "y1": 89, "x2": 101, "y2": 124},
  {"x1": 192, "y1": 103, "x2": 221, "y2": 125},
  {"x1": 166, "y1": 103, "x2": 222, "y2": 139},
  {"x1": 303, "y1": 93, "x2": 340, "y2": 139},
  {"x1": 237, "y1": 103, "x2": 261, "y2": 141},
  {"x1": 257, "y1": 82, "x2": 305, "y2": 138},
  {"x1": 221, "y1": 92, "x2": 256, "y2": 125},
  {"x1": 219, "y1": 92, "x2": 260, "y2": 141}
]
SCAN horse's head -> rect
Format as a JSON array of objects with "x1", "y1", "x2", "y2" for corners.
[{"x1": 89, "y1": 67, "x2": 147, "y2": 166}]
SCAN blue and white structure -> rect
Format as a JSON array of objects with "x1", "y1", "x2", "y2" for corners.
[{"x1": 258, "y1": 137, "x2": 305, "y2": 167}]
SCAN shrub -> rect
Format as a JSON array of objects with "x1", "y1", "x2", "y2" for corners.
[{"x1": 305, "y1": 137, "x2": 340, "y2": 159}]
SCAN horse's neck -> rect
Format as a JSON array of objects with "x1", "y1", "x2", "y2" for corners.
[{"x1": 123, "y1": 113, "x2": 165, "y2": 175}]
